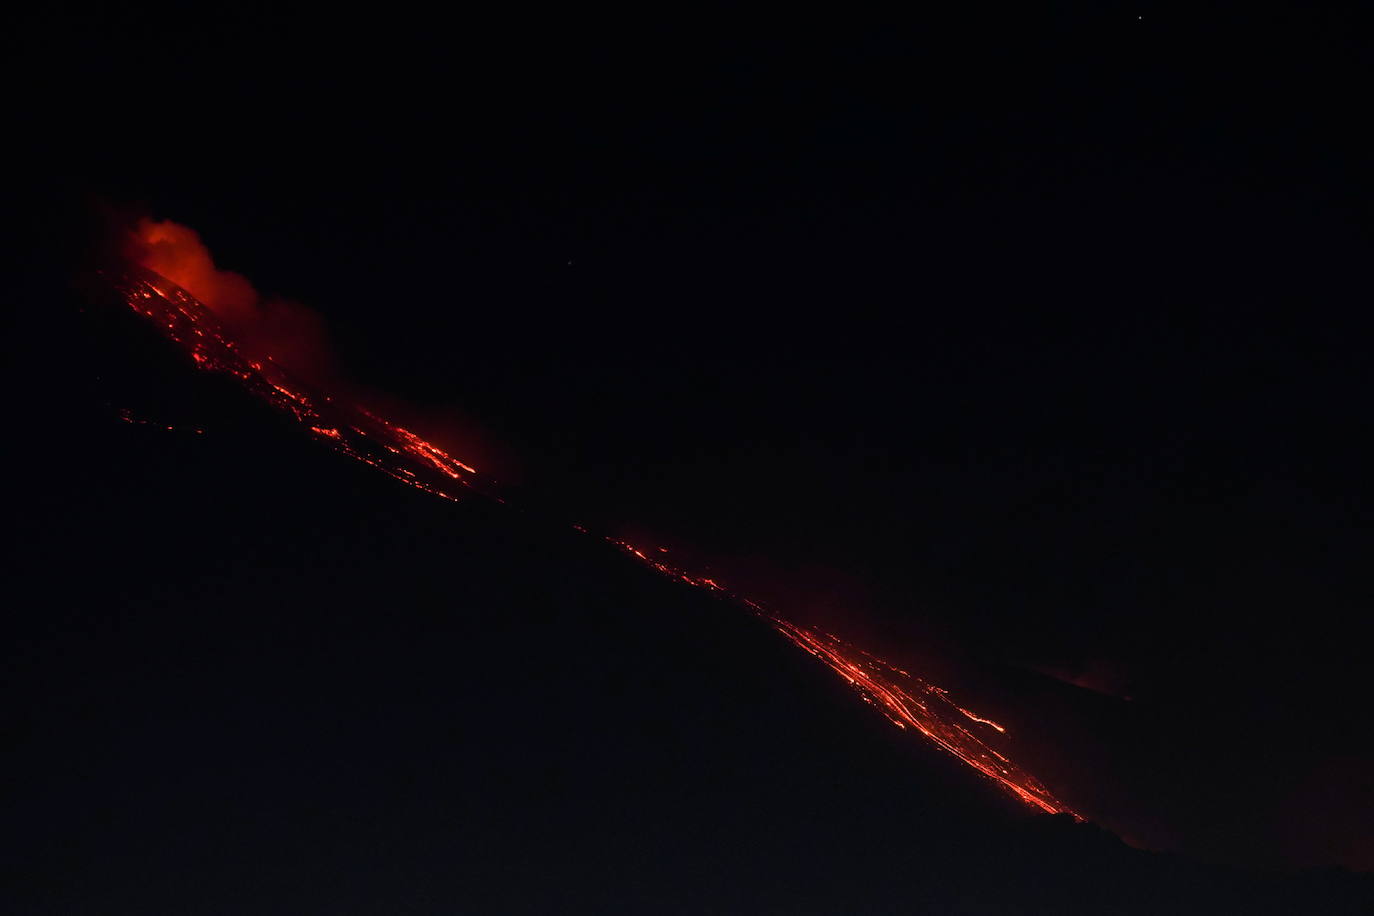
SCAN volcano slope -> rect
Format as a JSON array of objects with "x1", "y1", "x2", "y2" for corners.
[{"x1": 5, "y1": 281, "x2": 1372, "y2": 915}]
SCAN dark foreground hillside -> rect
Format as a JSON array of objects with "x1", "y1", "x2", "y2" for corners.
[{"x1": 4, "y1": 286, "x2": 1371, "y2": 914}]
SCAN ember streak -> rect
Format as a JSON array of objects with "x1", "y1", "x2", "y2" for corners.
[
  {"x1": 108, "y1": 259, "x2": 1079, "y2": 819},
  {"x1": 116, "y1": 407, "x2": 205, "y2": 434}
]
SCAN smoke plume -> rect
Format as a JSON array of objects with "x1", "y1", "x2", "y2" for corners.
[{"x1": 126, "y1": 218, "x2": 332, "y2": 380}]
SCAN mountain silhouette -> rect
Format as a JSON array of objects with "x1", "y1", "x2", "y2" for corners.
[{"x1": 5, "y1": 266, "x2": 1371, "y2": 915}]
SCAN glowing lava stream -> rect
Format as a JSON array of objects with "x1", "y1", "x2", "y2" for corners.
[{"x1": 108, "y1": 264, "x2": 1079, "y2": 819}]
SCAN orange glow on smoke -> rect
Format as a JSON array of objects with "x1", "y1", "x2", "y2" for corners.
[
  {"x1": 126, "y1": 219, "x2": 330, "y2": 379},
  {"x1": 107, "y1": 227, "x2": 1079, "y2": 820},
  {"x1": 131, "y1": 219, "x2": 258, "y2": 321}
]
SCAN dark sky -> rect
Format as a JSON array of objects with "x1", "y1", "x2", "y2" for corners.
[{"x1": 8, "y1": 3, "x2": 1374, "y2": 906}]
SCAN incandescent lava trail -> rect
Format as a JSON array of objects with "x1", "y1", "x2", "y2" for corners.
[
  {"x1": 104, "y1": 245, "x2": 1079, "y2": 820},
  {"x1": 605, "y1": 538, "x2": 1070, "y2": 815},
  {"x1": 111, "y1": 266, "x2": 485, "y2": 505}
]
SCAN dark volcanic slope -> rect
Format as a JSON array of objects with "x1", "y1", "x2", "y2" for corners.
[{"x1": 5, "y1": 290, "x2": 1372, "y2": 914}]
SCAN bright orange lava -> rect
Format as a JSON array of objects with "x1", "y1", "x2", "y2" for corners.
[
  {"x1": 108, "y1": 262, "x2": 1079, "y2": 819},
  {"x1": 606, "y1": 539, "x2": 1073, "y2": 816},
  {"x1": 111, "y1": 267, "x2": 478, "y2": 504}
]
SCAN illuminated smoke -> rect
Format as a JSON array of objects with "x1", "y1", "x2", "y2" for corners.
[
  {"x1": 129, "y1": 219, "x2": 257, "y2": 319},
  {"x1": 106, "y1": 221, "x2": 1079, "y2": 819},
  {"x1": 126, "y1": 218, "x2": 332, "y2": 380}
]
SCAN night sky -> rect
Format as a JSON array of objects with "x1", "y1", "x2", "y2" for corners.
[{"x1": 8, "y1": 5, "x2": 1374, "y2": 912}]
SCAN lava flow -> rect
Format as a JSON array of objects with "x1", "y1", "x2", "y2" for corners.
[
  {"x1": 607, "y1": 539, "x2": 1072, "y2": 816},
  {"x1": 110, "y1": 266, "x2": 485, "y2": 505},
  {"x1": 105, "y1": 247, "x2": 1079, "y2": 820}
]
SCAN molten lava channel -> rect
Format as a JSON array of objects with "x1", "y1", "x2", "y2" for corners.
[{"x1": 108, "y1": 263, "x2": 1079, "y2": 819}]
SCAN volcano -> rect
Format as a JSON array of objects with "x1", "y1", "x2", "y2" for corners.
[
  {"x1": 103, "y1": 262, "x2": 1077, "y2": 820},
  {"x1": 4, "y1": 266, "x2": 1371, "y2": 914}
]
